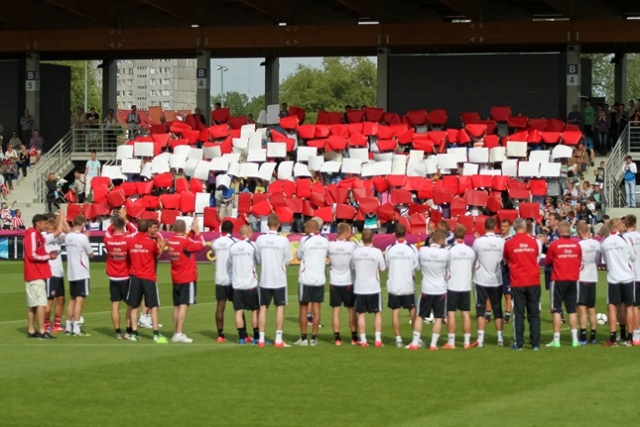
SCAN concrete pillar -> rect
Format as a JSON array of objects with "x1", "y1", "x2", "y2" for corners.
[
  {"x1": 196, "y1": 49, "x2": 211, "y2": 125},
  {"x1": 614, "y1": 53, "x2": 627, "y2": 103},
  {"x1": 264, "y1": 57, "x2": 280, "y2": 108},
  {"x1": 565, "y1": 43, "x2": 581, "y2": 118},
  {"x1": 25, "y1": 51, "x2": 40, "y2": 129},
  {"x1": 101, "y1": 59, "x2": 117, "y2": 116},
  {"x1": 377, "y1": 47, "x2": 388, "y2": 111}
]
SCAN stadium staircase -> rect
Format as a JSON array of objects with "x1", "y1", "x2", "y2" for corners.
[{"x1": 604, "y1": 124, "x2": 640, "y2": 216}]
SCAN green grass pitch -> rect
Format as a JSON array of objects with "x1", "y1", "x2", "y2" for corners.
[{"x1": 1, "y1": 262, "x2": 638, "y2": 426}]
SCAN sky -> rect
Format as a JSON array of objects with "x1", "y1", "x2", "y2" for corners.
[{"x1": 209, "y1": 57, "x2": 376, "y2": 99}]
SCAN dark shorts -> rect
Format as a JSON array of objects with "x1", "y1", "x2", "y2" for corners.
[
  {"x1": 173, "y1": 282, "x2": 197, "y2": 306},
  {"x1": 577, "y1": 281, "x2": 596, "y2": 308},
  {"x1": 418, "y1": 293, "x2": 446, "y2": 319},
  {"x1": 216, "y1": 285, "x2": 233, "y2": 302},
  {"x1": 259, "y1": 287, "x2": 287, "y2": 307},
  {"x1": 636, "y1": 282, "x2": 640, "y2": 307},
  {"x1": 501, "y1": 269, "x2": 511, "y2": 295},
  {"x1": 474, "y1": 284, "x2": 503, "y2": 319},
  {"x1": 608, "y1": 282, "x2": 635, "y2": 306},
  {"x1": 69, "y1": 279, "x2": 90, "y2": 299},
  {"x1": 126, "y1": 276, "x2": 160, "y2": 309},
  {"x1": 551, "y1": 280, "x2": 578, "y2": 314},
  {"x1": 233, "y1": 288, "x2": 259, "y2": 311},
  {"x1": 387, "y1": 293, "x2": 415, "y2": 310},
  {"x1": 109, "y1": 279, "x2": 130, "y2": 302},
  {"x1": 330, "y1": 285, "x2": 355, "y2": 308},
  {"x1": 299, "y1": 284, "x2": 324, "y2": 304},
  {"x1": 447, "y1": 290, "x2": 471, "y2": 312},
  {"x1": 46, "y1": 276, "x2": 65, "y2": 299},
  {"x1": 355, "y1": 293, "x2": 382, "y2": 314}
]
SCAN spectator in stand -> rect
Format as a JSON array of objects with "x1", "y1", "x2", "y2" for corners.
[
  {"x1": 623, "y1": 155, "x2": 637, "y2": 208},
  {"x1": 8, "y1": 131, "x2": 22, "y2": 151},
  {"x1": 84, "y1": 150, "x2": 101, "y2": 195},
  {"x1": 567, "y1": 104, "x2": 582, "y2": 128},
  {"x1": 217, "y1": 183, "x2": 235, "y2": 219},
  {"x1": 126, "y1": 105, "x2": 141, "y2": 138},
  {"x1": 86, "y1": 107, "x2": 100, "y2": 136},
  {"x1": 74, "y1": 170, "x2": 86, "y2": 203},
  {"x1": 45, "y1": 173, "x2": 60, "y2": 213},
  {"x1": 18, "y1": 145, "x2": 29, "y2": 178},
  {"x1": 0, "y1": 201, "x2": 15, "y2": 229},
  {"x1": 278, "y1": 103, "x2": 289, "y2": 118},
  {"x1": 247, "y1": 113, "x2": 255, "y2": 124},
  {"x1": 596, "y1": 110, "x2": 608, "y2": 156},
  {"x1": 103, "y1": 108, "x2": 119, "y2": 148},
  {"x1": 3, "y1": 158, "x2": 17, "y2": 191},
  {"x1": 71, "y1": 106, "x2": 86, "y2": 129},
  {"x1": 582, "y1": 99, "x2": 595, "y2": 138},
  {"x1": 20, "y1": 108, "x2": 34, "y2": 144},
  {"x1": 28, "y1": 130, "x2": 44, "y2": 165},
  {"x1": 5, "y1": 144, "x2": 19, "y2": 162},
  {"x1": 617, "y1": 103, "x2": 628, "y2": 137},
  {"x1": 11, "y1": 208, "x2": 25, "y2": 230},
  {"x1": 192, "y1": 107, "x2": 206, "y2": 124}
]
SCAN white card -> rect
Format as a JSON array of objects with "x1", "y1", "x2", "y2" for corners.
[
  {"x1": 320, "y1": 161, "x2": 342, "y2": 174},
  {"x1": 373, "y1": 152, "x2": 394, "y2": 162},
  {"x1": 266, "y1": 104, "x2": 280, "y2": 125},
  {"x1": 277, "y1": 161, "x2": 294, "y2": 180},
  {"x1": 447, "y1": 147, "x2": 467, "y2": 163},
  {"x1": 407, "y1": 161, "x2": 427, "y2": 177},
  {"x1": 309, "y1": 155, "x2": 325, "y2": 171},
  {"x1": 297, "y1": 146, "x2": 318, "y2": 163},
  {"x1": 437, "y1": 154, "x2": 458, "y2": 170},
  {"x1": 425, "y1": 157, "x2": 438, "y2": 175},
  {"x1": 173, "y1": 145, "x2": 191, "y2": 159},
  {"x1": 267, "y1": 142, "x2": 287, "y2": 158},
  {"x1": 232, "y1": 138, "x2": 248, "y2": 151},
  {"x1": 203, "y1": 145, "x2": 221, "y2": 159},
  {"x1": 294, "y1": 163, "x2": 312, "y2": 178},
  {"x1": 506, "y1": 141, "x2": 527, "y2": 158},
  {"x1": 227, "y1": 162, "x2": 240, "y2": 178},
  {"x1": 140, "y1": 162, "x2": 153, "y2": 179},
  {"x1": 258, "y1": 162, "x2": 277, "y2": 182},
  {"x1": 529, "y1": 150, "x2": 551, "y2": 164},
  {"x1": 101, "y1": 165, "x2": 125, "y2": 180},
  {"x1": 222, "y1": 153, "x2": 241, "y2": 163},
  {"x1": 391, "y1": 155, "x2": 407, "y2": 175},
  {"x1": 151, "y1": 153, "x2": 170, "y2": 174},
  {"x1": 349, "y1": 148, "x2": 369, "y2": 161},
  {"x1": 185, "y1": 158, "x2": 199, "y2": 177},
  {"x1": 501, "y1": 159, "x2": 518, "y2": 177},
  {"x1": 134, "y1": 142, "x2": 154, "y2": 157},
  {"x1": 248, "y1": 132, "x2": 263, "y2": 150},
  {"x1": 195, "y1": 192, "x2": 211, "y2": 214},
  {"x1": 468, "y1": 147, "x2": 489, "y2": 163},
  {"x1": 240, "y1": 124, "x2": 256, "y2": 139},
  {"x1": 540, "y1": 162, "x2": 561, "y2": 177},
  {"x1": 169, "y1": 154, "x2": 186, "y2": 170},
  {"x1": 489, "y1": 147, "x2": 507, "y2": 163},
  {"x1": 518, "y1": 161, "x2": 540, "y2": 177},
  {"x1": 462, "y1": 163, "x2": 479, "y2": 176},
  {"x1": 188, "y1": 147, "x2": 203, "y2": 161},
  {"x1": 341, "y1": 158, "x2": 363, "y2": 175},
  {"x1": 121, "y1": 158, "x2": 141, "y2": 174},
  {"x1": 239, "y1": 162, "x2": 260, "y2": 179},
  {"x1": 479, "y1": 168, "x2": 501, "y2": 176},
  {"x1": 194, "y1": 161, "x2": 211, "y2": 180},
  {"x1": 409, "y1": 150, "x2": 424, "y2": 164},
  {"x1": 247, "y1": 149, "x2": 267, "y2": 163},
  {"x1": 552, "y1": 144, "x2": 573, "y2": 159},
  {"x1": 116, "y1": 145, "x2": 134, "y2": 160},
  {"x1": 256, "y1": 109, "x2": 267, "y2": 125},
  {"x1": 216, "y1": 174, "x2": 231, "y2": 189}
]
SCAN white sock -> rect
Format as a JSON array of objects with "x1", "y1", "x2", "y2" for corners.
[
  {"x1": 447, "y1": 334, "x2": 455, "y2": 345},
  {"x1": 360, "y1": 333, "x2": 366, "y2": 343},
  {"x1": 571, "y1": 329, "x2": 578, "y2": 342},
  {"x1": 497, "y1": 331, "x2": 503, "y2": 342},
  {"x1": 430, "y1": 333, "x2": 440, "y2": 348},
  {"x1": 412, "y1": 331, "x2": 421, "y2": 345},
  {"x1": 553, "y1": 332, "x2": 560, "y2": 343},
  {"x1": 374, "y1": 331, "x2": 381, "y2": 342},
  {"x1": 259, "y1": 331, "x2": 265, "y2": 343},
  {"x1": 73, "y1": 321, "x2": 80, "y2": 334},
  {"x1": 395, "y1": 335, "x2": 402, "y2": 343},
  {"x1": 464, "y1": 333, "x2": 471, "y2": 345},
  {"x1": 633, "y1": 330, "x2": 640, "y2": 341},
  {"x1": 275, "y1": 330, "x2": 283, "y2": 343},
  {"x1": 478, "y1": 330, "x2": 485, "y2": 344},
  {"x1": 65, "y1": 320, "x2": 71, "y2": 331}
]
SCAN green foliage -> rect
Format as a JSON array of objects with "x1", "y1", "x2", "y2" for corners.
[
  {"x1": 590, "y1": 53, "x2": 640, "y2": 102},
  {"x1": 45, "y1": 60, "x2": 102, "y2": 115},
  {"x1": 211, "y1": 91, "x2": 265, "y2": 117},
  {"x1": 280, "y1": 57, "x2": 377, "y2": 123}
]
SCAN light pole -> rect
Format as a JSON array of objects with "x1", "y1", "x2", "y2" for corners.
[{"x1": 216, "y1": 65, "x2": 228, "y2": 107}]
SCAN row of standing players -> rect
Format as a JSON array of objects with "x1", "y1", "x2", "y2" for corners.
[{"x1": 23, "y1": 209, "x2": 640, "y2": 349}]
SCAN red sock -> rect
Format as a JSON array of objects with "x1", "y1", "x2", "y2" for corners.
[
  {"x1": 44, "y1": 319, "x2": 51, "y2": 329},
  {"x1": 54, "y1": 316, "x2": 61, "y2": 327}
]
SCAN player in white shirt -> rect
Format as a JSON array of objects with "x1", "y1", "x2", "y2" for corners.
[
  {"x1": 255, "y1": 214, "x2": 292, "y2": 348},
  {"x1": 577, "y1": 221, "x2": 601, "y2": 345},
  {"x1": 328, "y1": 223, "x2": 358, "y2": 346},
  {"x1": 444, "y1": 225, "x2": 476, "y2": 349},
  {"x1": 227, "y1": 225, "x2": 260, "y2": 344},
  {"x1": 351, "y1": 229, "x2": 386, "y2": 347},
  {"x1": 64, "y1": 214, "x2": 94, "y2": 336},
  {"x1": 623, "y1": 214, "x2": 640, "y2": 345},
  {"x1": 407, "y1": 229, "x2": 451, "y2": 351},
  {"x1": 295, "y1": 219, "x2": 329, "y2": 346},
  {"x1": 385, "y1": 223, "x2": 419, "y2": 348},
  {"x1": 601, "y1": 218, "x2": 637, "y2": 347},
  {"x1": 44, "y1": 214, "x2": 68, "y2": 333},
  {"x1": 211, "y1": 220, "x2": 238, "y2": 342},
  {"x1": 471, "y1": 217, "x2": 505, "y2": 347}
]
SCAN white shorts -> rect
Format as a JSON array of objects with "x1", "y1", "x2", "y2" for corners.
[{"x1": 26, "y1": 279, "x2": 47, "y2": 307}]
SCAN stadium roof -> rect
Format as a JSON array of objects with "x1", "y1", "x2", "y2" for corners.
[{"x1": 1, "y1": 0, "x2": 640, "y2": 58}]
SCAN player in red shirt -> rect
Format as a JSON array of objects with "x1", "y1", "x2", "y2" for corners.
[
  {"x1": 545, "y1": 220, "x2": 582, "y2": 348},
  {"x1": 166, "y1": 219, "x2": 205, "y2": 343},
  {"x1": 126, "y1": 219, "x2": 166, "y2": 343},
  {"x1": 104, "y1": 214, "x2": 134, "y2": 339},
  {"x1": 503, "y1": 218, "x2": 541, "y2": 350}
]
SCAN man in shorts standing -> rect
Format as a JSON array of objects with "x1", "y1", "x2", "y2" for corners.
[
  {"x1": 255, "y1": 214, "x2": 292, "y2": 347},
  {"x1": 228, "y1": 225, "x2": 260, "y2": 344},
  {"x1": 545, "y1": 221, "x2": 582, "y2": 348},
  {"x1": 577, "y1": 221, "x2": 601, "y2": 344},
  {"x1": 352, "y1": 229, "x2": 386, "y2": 347},
  {"x1": 444, "y1": 225, "x2": 476, "y2": 349},
  {"x1": 126, "y1": 219, "x2": 167, "y2": 343},
  {"x1": 104, "y1": 216, "x2": 134, "y2": 339},
  {"x1": 44, "y1": 215, "x2": 68, "y2": 333},
  {"x1": 64, "y1": 215, "x2": 94, "y2": 337},
  {"x1": 407, "y1": 229, "x2": 451, "y2": 351},
  {"x1": 24, "y1": 214, "x2": 57, "y2": 339},
  {"x1": 601, "y1": 218, "x2": 637, "y2": 347},
  {"x1": 295, "y1": 219, "x2": 329, "y2": 346},
  {"x1": 167, "y1": 219, "x2": 205, "y2": 343},
  {"x1": 623, "y1": 214, "x2": 640, "y2": 345},
  {"x1": 385, "y1": 223, "x2": 419, "y2": 348},
  {"x1": 327, "y1": 222, "x2": 358, "y2": 346},
  {"x1": 212, "y1": 220, "x2": 237, "y2": 342}
]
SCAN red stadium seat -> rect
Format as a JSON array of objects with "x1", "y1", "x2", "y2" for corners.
[
  {"x1": 450, "y1": 197, "x2": 467, "y2": 218},
  {"x1": 204, "y1": 207, "x2": 219, "y2": 230},
  {"x1": 507, "y1": 116, "x2": 528, "y2": 128},
  {"x1": 105, "y1": 189, "x2": 126, "y2": 208},
  {"x1": 358, "y1": 197, "x2": 379, "y2": 214},
  {"x1": 252, "y1": 200, "x2": 272, "y2": 217},
  {"x1": 227, "y1": 116, "x2": 247, "y2": 129},
  {"x1": 465, "y1": 189, "x2": 488, "y2": 207},
  {"x1": 561, "y1": 131, "x2": 583, "y2": 145},
  {"x1": 209, "y1": 124, "x2": 229, "y2": 139},
  {"x1": 316, "y1": 111, "x2": 342, "y2": 125},
  {"x1": 484, "y1": 134, "x2": 500, "y2": 148},
  {"x1": 490, "y1": 106, "x2": 511, "y2": 122},
  {"x1": 141, "y1": 195, "x2": 160, "y2": 209},
  {"x1": 528, "y1": 118, "x2": 547, "y2": 131},
  {"x1": 279, "y1": 116, "x2": 299, "y2": 130},
  {"x1": 137, "y1": 181, "x2": 154, "y2": 195},
  {"x1": 174, "y1": 177, "x2": 189, "y2": 194},
  {"x1": 428, "y1": 109, "x2": 448, "y2": 126},
  {"x1": 180, "y1": 192, "x2": 196, "y2": 213},
  {"x1": 461, "y1": 112, "x2": 480, "y2": 125},
  {"x1": 546, "y1": 119, "x2": 565, "y2": 132},
  {"x1": 540, "y1": 132, "x2": 561, "y2": 144},
  {"x1": 160, "y1": 209, "x2": 180, "y2": 225},
  {"x1": 237, "y1": 193, "x2": 252, "y2": 214},
  {"x1": 211, "y1": 107, "x2": 230, "y2": 124},
  {"x1": 362, "y1": 122, "x2": 378, "y2": 136},
  {"x1": 497, "y1": 209, "x2": 519, "y2": 224},
  {"x1": 153, "y1": 172, "x2": 174, "y2": 188},
  {"x1": 465, "y1": 124, "x2": 486, "y2": 137},
  {"x1": 410, "y1": 213, "x2": 428, "y2": 234},
  {"x1": 336, "y1": 203, "x2": 357, "y2": 220},
  {"x1": 276, "y1": 206, "x2": 294, "y2": 223},
  {"x1": 314, "y1": 206, "x2": 334, "y2": 223},
  {"x1": 519, "y1": 202, "x2": 541, "y2": 220},
  {"x1": 66, "y1": 204, "x2": 84, "y2": 223},
  {"x1": 270, "y1": 192, "x2": 286, "y2": 208},
  {"x1": 377, "y1": 139, "x2": 397, "y2": 152},
  {"x1": 529, "y1": 179, "x2": 548, "y2": 196},
  {"x1": 390, "y1": 189, "x2": 412, "y2": 204},
  {"x1": 457, "y1": 216, "x2": 473, "y2": 235},
  {"x1": 346, "y1": 110, "x2": 365, "y2": 123},
  {"x1": 160, "y1": 194, "x2": 181, "y2": 209},
  {"x1": 285, "y1": 197, "x2": 303, "y2": 213},
  {"x1": 330, "y1": 124, "x2": 349, "y2": 137},
  {"x1": 372, "y1": 176, "x2": 388, "y2": 193},
  {"x1": 406, "y1": 110, "x2": 428, "y2": 126},
  {"x1": 378, "y1": 202, "x2": 397, "y2": 221},
  {"x1": 364, "y1": 107, "x2": 384, "y2": 122},
  {"x1": 297, "y1": 124, "x2": 316, "y2": 140},
  {"x1": 288, "y1": 106, "x2": 306, "y2": 124}
]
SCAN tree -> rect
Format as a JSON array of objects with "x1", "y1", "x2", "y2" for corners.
[
  {"x1": 210, "y1": 92, "x2": 265, "y2": 117},
  {"x1": 45, "y1": 60, "x2": 102, "y2": 115},
  {"x1": 280, "y1": 57, "x2": 377, "y2": 123},
  {"x1": 589, "y1": 53, "x2": 640, "y2": 103}
]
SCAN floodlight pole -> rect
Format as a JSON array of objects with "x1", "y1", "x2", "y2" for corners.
[{"x1": 217, "y1": 65, "x2": 228, "y2": 107}]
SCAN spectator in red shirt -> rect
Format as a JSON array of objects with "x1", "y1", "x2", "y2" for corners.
[
  {"x1": 104, "y1": 215, "x2": 134, "y2": 339},
  {"x1": 11, "y1": 209, "x2": 25, "y2": 230},
  {"x1": 126, "y1": 219, "x2": 167, "y2": 343},
  {"x1": 166, "y1": 219, "x2": 205, "y2": 343},
  {"x1": 545, "y1": 221, "x2": 582, "y2": 348},
  {"x1": 504, "y1": 218, "x2": 541, "y2": 350}
]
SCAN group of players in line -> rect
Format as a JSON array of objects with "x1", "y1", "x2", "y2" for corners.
[{"x1": 22, "y1": 208, "x2": 640, "y2": 350}]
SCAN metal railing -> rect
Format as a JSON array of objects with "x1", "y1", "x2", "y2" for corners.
[
  {"x1": 71, "y1": 125, "x2": 133, "y2": 153},
  {"x1": 605, "y1": 124, "x2": 631, "y2": 208},
  {"x1": 33, "y1": 130, "x2": 73, "y2": 203}
]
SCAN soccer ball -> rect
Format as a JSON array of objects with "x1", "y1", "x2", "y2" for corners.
[
  {"x1": 78, "y1": 316, "x2": 85, "y2": 326},
  {"x1": 596, "y1": 313, "x2": 608, "y2": 326},
  {"x1": 423, "y1": 313, "x2": 435, "y2": 324}
]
